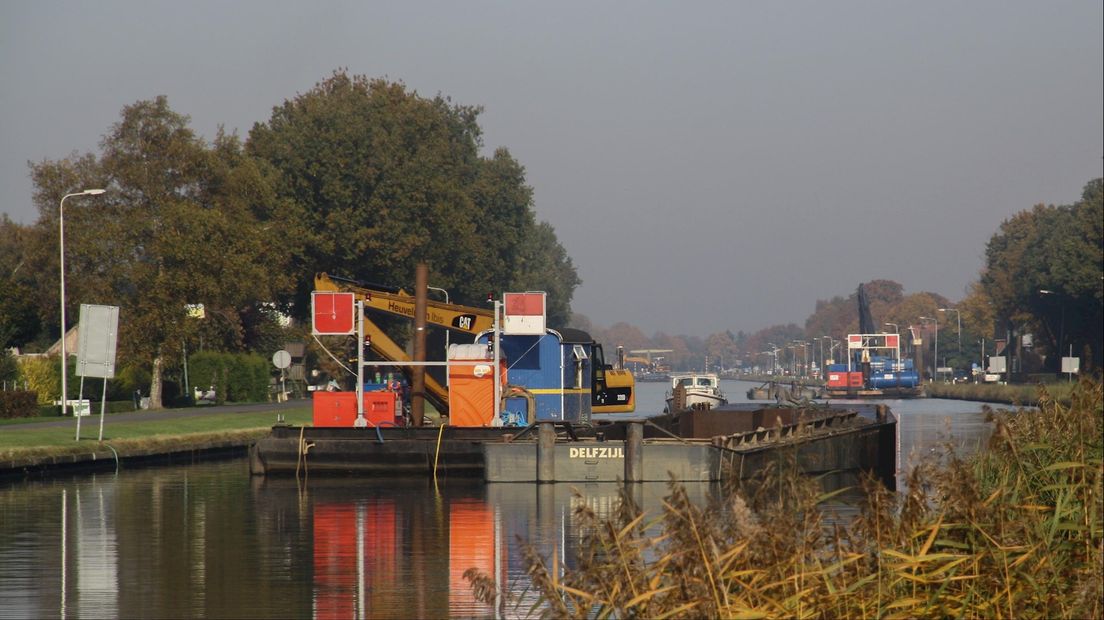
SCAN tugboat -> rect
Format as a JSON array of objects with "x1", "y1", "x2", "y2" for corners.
[{"x1": 664, "y1": 373, "x2": 728, "y2": 412}]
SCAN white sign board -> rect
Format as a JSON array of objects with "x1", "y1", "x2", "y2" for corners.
[
  {"x1": 76, "y1": 304, "x2": 120, "y2": 379},
  {"x1": 987, "y1": 357, "x2": 1006, "y2": 373},
  {"x1": 503, "y1": 292, "x2": 546, "y2": 335},
  {"x1": 1061, "y1": 357, "x2": 1080, "y2": 374},
  {"x1": 68, "y1": 399, "x2": 91, "y2": 417}
]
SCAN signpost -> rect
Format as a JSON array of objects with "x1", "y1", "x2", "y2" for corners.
[
  {"x1": 1061, "y1": 346, "x2": 1079, "y2": 383},
  {"x1": 75, "y1": 304, "x2": 119, "y2": 441},
  {"x1": 272, "y1": 349, "x2": 292, "y2": 403}
]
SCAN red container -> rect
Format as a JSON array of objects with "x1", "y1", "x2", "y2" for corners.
[
  {"x1": 313, "y1": 391, "x2": 358, "y2": 427},
  {"x1": 363, "y1": 391, "x2": 400, "y2": 426},
  {"x1": 313, "y1": 391, "x2": 400, "y2": 427},
  {"x1": 848, "y1": 372, "x2": 865, "y2": 388},
  {"x1": 826, "y1": 372, "x2": 848, "y2": 388}
]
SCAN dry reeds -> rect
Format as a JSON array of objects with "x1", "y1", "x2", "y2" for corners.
[{"x1": 469, "y1": 377, "x2": 1103, "y2": 619}]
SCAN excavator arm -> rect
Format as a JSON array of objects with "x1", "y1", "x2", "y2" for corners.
[
  {"x1": 314, "y1": 272, "x2": 635, "y2": 415},
  {"x1": 316, "y1": 273, "x2": 494, "y2": 334}
]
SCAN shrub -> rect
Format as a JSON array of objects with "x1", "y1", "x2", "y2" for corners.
[
  {"x1": 0, "y1": 390, "x2": 38, "y2": 419},
  {"x1": 187, "y1": 351, "x2": 270, "y2": 404},
  {"x1": 0, "y1": 349, "x2": 18, "y2": 382},
  {"x1": 114, "y1": 363, "x2": 152, "y2": 400},
  {"x1": 16, "y1": 356, "x2": 59, "y2": 405}
]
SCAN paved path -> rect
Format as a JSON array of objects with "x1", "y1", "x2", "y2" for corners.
[{"x1": 6, "y1": 399, "x2": 309, "y2": 430}]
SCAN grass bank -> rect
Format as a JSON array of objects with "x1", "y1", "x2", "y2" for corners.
[
  {"x1": 468, "y1": 378, "x2": 1104, "y2": 618},
  {"x1": 0, "y1": 407, "x2": 311, "y2": 465},
  {"x1": 925, "y1": 380, "x2": 1077, "y2": 406}
]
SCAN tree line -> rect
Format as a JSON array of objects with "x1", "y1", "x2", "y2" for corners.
[
  {"x1": 575, "y1": 178, "x2": 1102, "y2": 376},
  {"x1": 1, "y1": 67, "x2": 1099, "y2": 403},
  {"x1": 0, "y1": 71, "x2": 579, "y2": 408}
]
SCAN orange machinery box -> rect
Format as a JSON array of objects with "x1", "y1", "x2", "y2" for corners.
[
  {"x1": 848, "y1": 372, "x2": 865, "y2": 388},
  {"x1": 313, "y1": 391, "x2": 400, "y2": 427},
  {"x1": 447, "y1": 358, "x2": 506, "y2": 427}
]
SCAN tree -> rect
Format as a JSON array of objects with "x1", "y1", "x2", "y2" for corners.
[
  {"x1": 981, "y1": 178, "x2": 1103, "y2": 369},
  {"x1": 29, "y1": 97, "x2": 290, "y2": 408},
  {"x1": 0, "y1": 215, "x2": 41, "y2": 349},
  {"x1": 247, "y1": 71, "x2": 579, "y2": 329}
]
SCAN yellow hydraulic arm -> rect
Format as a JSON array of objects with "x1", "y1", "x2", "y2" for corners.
[{"x1": 315, "y1": 273, "x2": 494, "y2": 335}]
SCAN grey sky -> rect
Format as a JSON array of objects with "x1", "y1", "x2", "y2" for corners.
[{"x1": 2, "y1": 1, "x2": 1101, "y2": 337}]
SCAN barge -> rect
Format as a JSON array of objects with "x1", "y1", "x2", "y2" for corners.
[
  {"x1": 252, "y1": 273, "x2": 897, "y2": 488},
  {"x1": 250, "y1": 403, "x2": 897, "y2": 489}
]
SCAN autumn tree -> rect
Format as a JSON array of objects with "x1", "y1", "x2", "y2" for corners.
[
  {"x1": 247, "y1": 71, "x2": 579, "y2": 329},
  {"x1": 29, "y1": 97, "x2": 291, "y2": 408},
  {"x1": 981, "y1": 178, "x2": 1103, "y2": 369},
  {"x1": 0, "y1": 215, "x2": 40, "y2": 350}
]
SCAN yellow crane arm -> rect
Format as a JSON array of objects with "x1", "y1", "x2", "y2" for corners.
[{"x1": 315, "y1": 273, "x2": 494, "y2": 334}]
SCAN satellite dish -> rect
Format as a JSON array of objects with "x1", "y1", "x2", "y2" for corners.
[{"x1": 272, "y1": 350, "x2": 292, "y2": 369}]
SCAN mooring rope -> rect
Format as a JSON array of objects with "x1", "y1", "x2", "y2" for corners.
[
  {"x1": 103, "y1": 443, "x2": 120, "y2": 474},
  {"x1": 432, "y1": 423, "x2": 447, "y2": 484}
]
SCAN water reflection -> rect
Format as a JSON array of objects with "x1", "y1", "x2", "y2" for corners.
[
  {"x1": 0, "y1": 386, "x2": 1006, "y2": 619},
  {"x1": 249, "y1": 475, "x2": 716, "y2": 618}
]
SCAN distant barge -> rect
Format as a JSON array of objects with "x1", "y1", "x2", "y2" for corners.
[{"x1": 250, "y1": 403, "x2": 897, "y2": 489}]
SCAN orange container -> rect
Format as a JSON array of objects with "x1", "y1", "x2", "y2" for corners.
[
  {"x1": 447, "y1": 360, "x2": 506, "y2": 427},
  {"x1": 313, "y1": 391, "x2": 358, "y2": 427},
  {"x1": 826, "y1": 372, "x2": 848, "y2": 388},
  {"x1": 848, "y1": 372, "x2": 865, "y2": 388},
  {"x1": 363, "y1": 391, "x2": 399, "y2": 426},
  {"x1": 313, "y1": 391, "x2": 400, "y2": 427}
]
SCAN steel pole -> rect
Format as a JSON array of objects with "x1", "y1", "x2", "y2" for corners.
[
  {"x1": 411, "y1": 263, "x2": 428, "y2": 426},
  {"x1": 59, "y1": 189, "x2": 106, "y2": 440}
]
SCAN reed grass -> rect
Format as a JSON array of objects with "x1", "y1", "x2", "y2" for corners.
[{"x1": 469, "y1": 377, "x2": 1103, "y2": 618}]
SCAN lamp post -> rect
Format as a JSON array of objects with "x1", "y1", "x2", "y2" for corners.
[
  {"x1": 884, "y1": 322, "x2": 898, "y2": 334},
  {"x1": 821, "y1": 336, "x2": 836, "y2": 365},
  {"x1": 1038, "y1": 289, "x2": 1065, "y2": 363},
  {"x1": 59, "y1": 189, "x2": 106, "y2": 433},
  {"x1": 938, "y1": 308, "x2": 961, "y2": 360},
  {"x1": 920, "y1": 316, "x2": 938, "y2": 382}
]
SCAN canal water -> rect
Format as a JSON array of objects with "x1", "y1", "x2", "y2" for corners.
[{"x1": 0, "y1": 381, "x2": 1004, "y2": 619}]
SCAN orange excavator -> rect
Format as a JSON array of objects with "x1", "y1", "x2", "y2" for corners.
[{"x1": 314, "y1": 272, "x2": 635, "y2": 414}]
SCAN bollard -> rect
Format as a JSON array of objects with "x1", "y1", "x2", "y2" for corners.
[
  {"x1": 875, "y1": 404, "x2": 887, "y2": 422},
  {"x1": 624, "y1": 421, "x2": 644, "y2": 483},
  {"x1": 537, "y1": 422, "x2": 556, "y2": 483}
]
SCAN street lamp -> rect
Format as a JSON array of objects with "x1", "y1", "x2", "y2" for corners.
[
  {"x1": 884, "y1": 322, "x2": 898, "y2": 334},
  {"x1": 1038, "y1": 289, "x2": 1065, "y2": 360},
  {"x1": 59, "y1": 189, "x2": 106, "y2": 433},
  {"x1": 919, "y1": 316, "x2": 939, "y2": 382},
  {"x1": 938, "y1": 308, "x2": 961, "y2": 358}
]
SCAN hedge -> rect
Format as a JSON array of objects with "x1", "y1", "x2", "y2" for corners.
[
  {"x1": 0, "y1": 390, "x2": 39, "y2": 419},
  {"x1": 187, "y1": 351, "x2": 270, "y2": 404}
]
